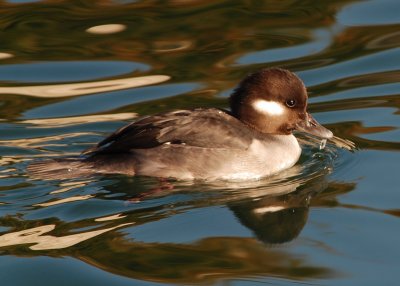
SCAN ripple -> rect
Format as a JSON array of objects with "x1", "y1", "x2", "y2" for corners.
[
  {"x1": 0, "y1": 222, "x2": 133, "y2": 250},
  {"x1": 21, "y1": 113, "x2": 138, "y2": 127},
  {"x1": 5, "y1": 0, "x2": 40, "y2": 3},
  {"x1": 337, "y1": 0, "x2": 400, "y2": 26},
  {"x1": 299, "y1": 48, "x2": 400, "y2": 86},
  {"x1": 22, "y1": 82, "x2": 199, "y2": 119},
  {"x1": 235, "y1": 28, "x2": 333, "y2": 66},
  {"x1": 153, "y1": 40, "x2": 193, "y2": 53},
  {"x1": 0, "y1": 74, "x2": 170, "y2": 98},
  {"x1": 95, "y1": 213, "x2": 127, "y2": 222},
  {"x1": 366, "y1": 30, "x2": 400, "y2": 49},
  {"x1": 33, "y1": 194, "x2": 94, "y2": 207},
  {"x1": 0, "y1": 61, "x2": 148, "y2": 83},
  {"x1": 310, "y1": 82, "x2": 400, "y2": 103},
  {"x1": 0, "y1": 132, "x2": 95, "y2": 151}
]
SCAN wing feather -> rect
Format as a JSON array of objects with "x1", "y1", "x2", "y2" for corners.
[{"x1": 83, "y1": 108, "x2": 254, "y2": 155}]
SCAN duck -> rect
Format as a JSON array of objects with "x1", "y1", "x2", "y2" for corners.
[{"x1": 28, "y1": 68, "x2": 333, "y2": 181}]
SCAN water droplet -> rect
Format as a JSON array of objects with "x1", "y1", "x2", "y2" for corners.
[{"x1": 319, "y1": 139, "x2": 327, "y2": 150}]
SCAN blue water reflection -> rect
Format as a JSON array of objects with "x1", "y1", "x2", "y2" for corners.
[
  {"x1": 23, "y1": 83, "x2": 200, "y2": 118},
  {"x1": 236, "y1": 29, "x2": 334, "y2": 66},
  {"x1": 337, "y1": 0, "x2": 400, "y2": 26},
  {"x1": 299, "y1": 48, "x2": 400, "y2": 86},
  {"x1": 0, "y1": 61, "x2": 148, "y2": 83}
]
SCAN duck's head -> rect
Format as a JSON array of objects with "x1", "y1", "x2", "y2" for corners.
[{"x1": 230, "y1": 68, "x2": 333, "y2": 138}]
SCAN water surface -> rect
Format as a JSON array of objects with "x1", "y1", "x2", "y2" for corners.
[{"x1": 0, "y1": 1, "x2": 399, "y2": 285}]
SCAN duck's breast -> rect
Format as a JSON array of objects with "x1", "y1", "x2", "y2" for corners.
[{"x1": 131, "y1": 134, "x2": 301, "y2": 181}]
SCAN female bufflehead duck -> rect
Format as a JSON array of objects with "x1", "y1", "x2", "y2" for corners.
[{"x1": 29, "y1": 68, "x2": 333, "y2": 180}]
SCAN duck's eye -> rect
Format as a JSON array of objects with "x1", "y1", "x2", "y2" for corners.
[{"x1": 286, "y1": 99, "x2": 296, "y2": 108}]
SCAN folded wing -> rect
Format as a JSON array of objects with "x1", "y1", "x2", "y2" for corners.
[{"x1": 83, "y1": 108, "x2": 255, "y2": 155}]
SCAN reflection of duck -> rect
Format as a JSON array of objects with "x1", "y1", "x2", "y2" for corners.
[
  {"x1": 229, "y1": 178, "x2": 327, "y2": 244},
  {"x1": 101, "y1": 167, "x2": 327, "y2": 245},
  {"x1": 1, "y1": 177, "x2": 357, "y2": 284},
  {"x1": 29, "y1": 68, "x2": 332, "y2": 180}
]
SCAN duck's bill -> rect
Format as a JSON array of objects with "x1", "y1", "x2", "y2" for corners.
[{"x1": 296, "y1": 113, "x2": 333, "y2": 139}]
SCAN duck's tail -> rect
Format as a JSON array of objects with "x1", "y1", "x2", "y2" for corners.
[
  {"x1": 27, "y1": 154, "x2": 136, "y2": 180},
  {"x1": 27, "y1": 158, "x2": 96, "y2": 180}
]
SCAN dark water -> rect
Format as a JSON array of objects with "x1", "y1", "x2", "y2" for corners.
[{"x1": 0, "y1": 0, "x2": 400, "y2": 285}]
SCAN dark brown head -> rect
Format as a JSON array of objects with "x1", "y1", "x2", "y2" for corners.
[{"x1": 230, "y1": 68, "x2": 332, "y2": 138}]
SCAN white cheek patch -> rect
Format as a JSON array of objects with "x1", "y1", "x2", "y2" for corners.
[{"x1": 252, "y1": 99, "x2": 285, "y2": 116}]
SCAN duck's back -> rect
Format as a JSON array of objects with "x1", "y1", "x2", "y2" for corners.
[{"x1": 84, "y1": 108, "x2": 254, "y2": 154}]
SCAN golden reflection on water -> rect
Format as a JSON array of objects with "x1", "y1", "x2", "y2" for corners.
[
  {"x1": 33, "y1": 194, "x2": 94, "y2": 207},
  {"x1": 86, "y1": 24, "x2": 127, "y2": 34},
  {"x1": 0, "y1": 223, "x2": 133, "y2": 250},
  {"x1": 0, "y1": 132, "x2": 95, "y2": 149},
  {"x1": 0, "y1": 52, "x2": 13, "y2": 60},
  {"x1": 153, "y1": 40, "x2": 193, "y2": 53},
  {"x1": 50, "y1": 180, "x2": 94, "y2": 194},
  {"x1": 95, "y1": 213, "x2": 127, "y2": 222},
  {"x1": 22, "y1": 112, "x2": 137, "y2": 127},
  {"x1": 0, "y1": 75, "x2": 170, "y2": 98}
]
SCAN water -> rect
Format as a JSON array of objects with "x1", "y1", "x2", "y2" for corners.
[{"x1": 0, "y1": 0, "x2": 399, "y2": 285}]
